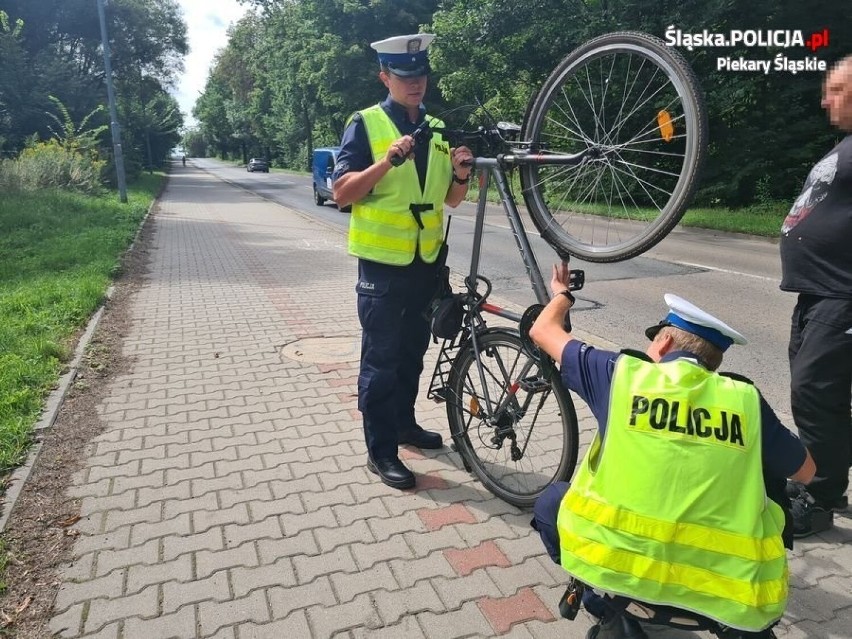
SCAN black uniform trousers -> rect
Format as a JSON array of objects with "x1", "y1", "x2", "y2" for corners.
[
  {"x1": 356, "y1": 257, "x2": 439, "y2": 461},
  {"x1": 788, "y1": 294, "x2": 852, "y2": 506}
]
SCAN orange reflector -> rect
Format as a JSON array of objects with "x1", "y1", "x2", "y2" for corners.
[
  {"x1": 470, "y1": 397, "x2": 480, "y2": 416},
  {"x1": 657, "y1": 110, "x2": 674, "y2": 142}
]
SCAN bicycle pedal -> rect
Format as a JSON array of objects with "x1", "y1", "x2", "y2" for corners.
[{"x1": 517, "y1": 375, "x2": 550, "y2": 393}]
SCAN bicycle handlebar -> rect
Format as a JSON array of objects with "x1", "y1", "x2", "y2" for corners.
[{"x1": 388, "y1": 120, "x2": 597, "y2": 168}]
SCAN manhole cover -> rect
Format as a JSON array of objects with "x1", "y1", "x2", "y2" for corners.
[{"x1": 281, "y1": 336, "x2": 360, "y2": 364}]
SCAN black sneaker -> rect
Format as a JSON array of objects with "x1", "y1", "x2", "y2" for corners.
[{"x1": 788, "y1": 483, "x2": 834, "y2": 538}]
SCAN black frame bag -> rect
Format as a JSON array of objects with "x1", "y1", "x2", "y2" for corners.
[{"x1": 425, "y1": 218, "x2": 464, "y2": 340}]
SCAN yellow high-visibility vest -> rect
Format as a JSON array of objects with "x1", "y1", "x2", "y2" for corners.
[
  {"x1": 348, "y1": 105, "x2": 452, "y2": 265},
  {"x1": 558, "y1": 356, "x2": 787, "y2": 632}
]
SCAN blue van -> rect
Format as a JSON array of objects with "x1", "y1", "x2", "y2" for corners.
[{"x1": 312, "y1": 147, "x2": 346, "y2": 209}]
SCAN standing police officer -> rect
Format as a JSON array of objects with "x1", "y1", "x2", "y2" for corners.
[
  {"x1": 528, "y1": 263, "x2": 815, "y2": 639},
  {"x1": 333, "y1": 34, "x2": 473, "y2": 489}
]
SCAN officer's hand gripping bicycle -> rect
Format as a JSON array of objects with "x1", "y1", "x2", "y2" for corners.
[{"x1": 420, "y1": 31, "x2": 707, "y2": 507}]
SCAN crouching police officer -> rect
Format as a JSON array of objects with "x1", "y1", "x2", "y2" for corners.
[
  {"x1": 528, "y1": 263, "x2": 816, "y2": 639},
  {"x1": 332, "y1": 34, "x2": 473, "y2": 489}
]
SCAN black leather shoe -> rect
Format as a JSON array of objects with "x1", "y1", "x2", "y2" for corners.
[
  {"x1": 586, "y1": 613, "x2": 648, "y2": 639},
  {"x1": 397, "y1": 426, "x2": 443, "y2": 450},
  {"x1": 367, "y1": 457, "x2": 415, "y2": 489}
]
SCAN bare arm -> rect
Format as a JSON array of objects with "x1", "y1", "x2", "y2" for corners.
[
  {"x1": 529, "y1": 262, "x2": 576, "y2": 361},
  {"x1": 790, "y1": 448, "x2": 816, "y2": 484}
]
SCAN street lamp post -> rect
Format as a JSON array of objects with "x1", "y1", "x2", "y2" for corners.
[{"x1": 96, "y1": 0, "x2": 128, "y2": 203}]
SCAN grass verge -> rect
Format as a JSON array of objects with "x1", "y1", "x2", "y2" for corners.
[{"x1": 0, "y1": 175, "x2": 162, "y2": 474}]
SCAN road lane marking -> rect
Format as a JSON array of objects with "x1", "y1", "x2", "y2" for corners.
[{"x1": 675, "y1": 261, "x2": 777, "y2": 282}]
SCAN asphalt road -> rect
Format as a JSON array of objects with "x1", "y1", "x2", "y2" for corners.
[{"x1": 190, "y1": 158, "x2": 795, "y2": 418}]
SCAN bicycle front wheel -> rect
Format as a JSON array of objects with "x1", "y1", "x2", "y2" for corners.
[
  {"x1": 446, "y1": 329, "x2": 578, "y2": 507},
  {"x1": 520, "y1": 31, "x2": 707, "y2": 262}
]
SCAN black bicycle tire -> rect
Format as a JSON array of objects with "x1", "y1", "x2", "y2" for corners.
[
  {"x1": 520, "y1": 31, "x2": 708, "y2": 263},
  {"x1": 446, "y1": 329, "x2": 578, "y2": 507}
]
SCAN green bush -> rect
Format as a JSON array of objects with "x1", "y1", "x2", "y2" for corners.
[{"x1": 0, "y1": 139, "x2": 105, "y2": 194}]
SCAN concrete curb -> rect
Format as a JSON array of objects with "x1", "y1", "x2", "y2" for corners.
[{"x1": 0, "y1": 183, "x2": 163, "y2": 533}]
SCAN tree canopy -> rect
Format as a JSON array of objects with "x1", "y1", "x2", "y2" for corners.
[
  {"x1": 190, "y1": 0, "x2": 848, "y2": 206},
  {"x1": 0, "y1": 0, "x2": 187, "y2": 174}
]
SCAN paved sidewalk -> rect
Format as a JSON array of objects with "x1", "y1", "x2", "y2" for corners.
[{"x1": 48, "y1": 168, "x2": 851, "y2": 638}]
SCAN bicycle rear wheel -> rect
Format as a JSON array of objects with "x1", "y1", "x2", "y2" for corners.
[
  {"x1": 446, "y1": 329, "x2": 578, "y2": 507},
  {"x1": 520, "y1": 31, "x2": 707, "y2": 262}
]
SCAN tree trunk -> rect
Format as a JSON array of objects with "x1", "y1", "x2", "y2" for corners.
[
  {"x1": 303, "y1": 101, "x2": 314, "y2": 172},
  {"x1": 145, "y1": 131, "x2": 153, "y2": 174}
]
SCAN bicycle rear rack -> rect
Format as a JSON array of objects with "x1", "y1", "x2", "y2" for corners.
[{"x1": 427, "y1": 333, "x2": 463, "y2": 404}]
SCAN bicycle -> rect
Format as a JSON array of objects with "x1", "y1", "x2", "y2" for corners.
[{"x1": 420, "y1": 31, "x2": 708, "y2": 507}]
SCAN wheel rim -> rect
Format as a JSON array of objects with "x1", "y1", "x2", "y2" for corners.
[{"x1": 522, "y1": 38, "x2": 704, "y2": 261}]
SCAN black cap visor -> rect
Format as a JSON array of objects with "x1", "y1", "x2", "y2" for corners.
[
  {"x1": 386, "y1": 61, "x2": 430, "y2": 78},
  {"x1": 645, "y1": 321, "x2": 671, "y2": 342}
]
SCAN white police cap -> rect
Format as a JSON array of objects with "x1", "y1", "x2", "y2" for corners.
[
  {"x1": 370, "y1": 34, "x2": 435, "y2": 77},
  {"x1": 645, "y1": 293, "x2": 747, "y2": 352}
]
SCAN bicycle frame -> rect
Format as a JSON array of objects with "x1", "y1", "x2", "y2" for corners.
[
  {"x1": 465, "y1": 151, "x2": 591, "y2": 320},
  {"x1": 433, "y1": 148, "x2": 590, "y2": 432}
]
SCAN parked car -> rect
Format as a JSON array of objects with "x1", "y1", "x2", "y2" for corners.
[
  {"x1": 312, "y1": 147, "x2": 349, "y2": 211},
  {"x1": 247, "y1": 158, "x2": 269, "y2": 173}
]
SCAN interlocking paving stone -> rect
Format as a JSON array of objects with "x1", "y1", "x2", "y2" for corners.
[
  {"x1": 162, "y1": 571, "x2": 230, "y2": 614},
  {"x1": 126, "y1": 553, "x2": 193, "y2": 594},
  {"x1": 444, "y1": 540, "x2": 512, "y2": 577},
  {"x1": 196, "y1": 539, "x2": 260, "y2": 579},
  {"x1": 83, "y1": 585, "x2": 159, "y2": 634},
  {"x1": 237, "y1": 611, "x2": 312, "y2": 639},
  {"x1": 306, "y1": 593, "x2": 381, "y2": 639},
  {"x1": 351, "y1": 535, "x2": 415, "y2": 570},
  {"x1": 229, "y1": 557, "x2": 295, "y2": 600},
  {"x1": 293, "y1": 545, "x2": 358, "y2": 583},
  {"x1": 94, "y1": 538, "x2": 159, "y2": 577},
  {"x1": 162, "y1": 525, "x2": 223, "y2": 561},
  {"x1": 198, "y1": 589, "x2": 271, "y2": 636},
  {"x1": 417, "y1": 600, "x2": 494, "y2": 639},
  {"x1": 267, "y1": 578, "x2": 337, "y2": 620},
  {"x1": 372, "y1": 580, "x2": 444, "y2": 626},
  {"x1": 123, "y1": 606, "x2": 196, "y2": 639},
  {"x1": 350, "y1": 615, "x2": 426, "y2": 639},
  {"x1": 54, "y1": 570, "x2": 125, "y2": 613},
  {"x1": 477, "y1": 587, "x2": 556, "y2": 634},
  {"x1": 432, "y1": 570, "x2": 504, "y2": 609},
  {"x1": 257, "y1": 529, "x2": 320, "y2": 564}
]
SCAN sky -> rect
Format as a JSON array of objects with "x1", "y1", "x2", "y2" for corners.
[{"x1": 174, "y1": 0, "x2": 249, "y2": 128}]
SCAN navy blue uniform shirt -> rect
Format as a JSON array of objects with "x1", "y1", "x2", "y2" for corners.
[
  {"x1": 332, "y1": 95, "x2": 430, "y2": 191},
  {"x1": 560, "y1": 340, "x2": 807, "y2": 481}
]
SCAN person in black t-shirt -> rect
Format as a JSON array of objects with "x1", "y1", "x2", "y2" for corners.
[{"x1": 780, "y1": 55, "x2": 852, "y2": 538}]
